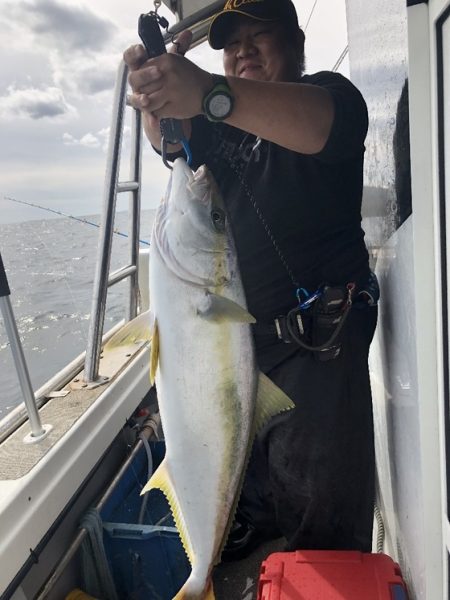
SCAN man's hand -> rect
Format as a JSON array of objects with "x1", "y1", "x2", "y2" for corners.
[
  {"x1": 126, "y1": 29, "x2": 212, "y2": 120},
  {"x1": 123, "y1": 30, "x2": 209, "y2": 148}
]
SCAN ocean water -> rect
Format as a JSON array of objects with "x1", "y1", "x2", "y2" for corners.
[{"x1": 0, "y1": 210, "x2": 155, "y2": 419}]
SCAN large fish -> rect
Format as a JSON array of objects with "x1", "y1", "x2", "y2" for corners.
[{"x1": 143, "y1": 158, "x2": 294, "y2": 600}]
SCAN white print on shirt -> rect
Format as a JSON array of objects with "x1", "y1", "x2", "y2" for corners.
[{"x1": 213, "y1": 136, "x2": 262, "y2": 165}]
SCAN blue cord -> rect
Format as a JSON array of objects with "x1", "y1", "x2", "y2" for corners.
[
  {"x1": 182, "y1": 139, "x2": 193, "y2": 166},
  {"x1": 296, "y1": 286, "x2": 322, "y2": 310}
]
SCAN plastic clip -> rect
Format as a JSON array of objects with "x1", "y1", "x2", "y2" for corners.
[
  {"x1": 346, "y1": 282, "x2": 356, "y2": 307},
  {"x1": 161, "y1": 136, "x2": 192, "y2": 170},
  {"x1": 296, "y1": 287, "x2": 322, "y2": 310}
]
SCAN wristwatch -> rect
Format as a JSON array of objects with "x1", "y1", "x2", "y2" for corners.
[{"x1": 203, "y1": 74, "x2": 234, "y2": 122}]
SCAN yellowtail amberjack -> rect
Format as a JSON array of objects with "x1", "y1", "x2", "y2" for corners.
[{"x1": 143, "y1": 158, "x2": 294, "y2": 600}]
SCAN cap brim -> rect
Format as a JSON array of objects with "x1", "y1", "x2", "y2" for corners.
[{"x1": 208, "y1": 10, "x2": 273, "y2": 50}]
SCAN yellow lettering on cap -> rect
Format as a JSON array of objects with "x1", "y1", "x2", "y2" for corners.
[{"x1": 224, "y1": 0, "x2": 264, "y2": 10}]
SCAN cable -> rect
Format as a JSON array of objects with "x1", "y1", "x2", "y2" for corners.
[
  {"x1": 374, "y1": 504, "x2": 385, "y2": 553},
  {"x1": 138, "y1": 431, "x2": 154, "y2": 525},
  {"x1": 332, "y1": 45, "x2": 349, "y2": 72},
  {"x1": 304, "y1": 0, "x2": 319, "y2": 31},
  {"x1": 286, "y1": 302, "x2": 351, "y2": 352}
]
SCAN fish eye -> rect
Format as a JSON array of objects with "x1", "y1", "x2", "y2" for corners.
[{"x1": 211, "y1": 208, "x2": 226, "y2": 232}]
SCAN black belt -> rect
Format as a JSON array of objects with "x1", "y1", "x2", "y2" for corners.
[{"x1": 251, "y1": 284, "x2": 360, "y2": 362}]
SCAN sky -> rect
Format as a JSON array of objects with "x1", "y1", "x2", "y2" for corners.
[{"x1": 0, "y1": 0, "x2": 349, "y2": 225}]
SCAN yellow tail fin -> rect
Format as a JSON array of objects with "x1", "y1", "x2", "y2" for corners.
[{"x1": 173, "y1": 579, "x2": 215, "y2": 600}]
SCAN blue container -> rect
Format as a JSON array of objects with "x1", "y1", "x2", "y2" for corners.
[{"x1": 100, "y1": 442, "x2": 191, "y2": 600}]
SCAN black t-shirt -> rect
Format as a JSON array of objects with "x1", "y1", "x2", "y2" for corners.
[{"x1": 185, "y1": 71, "x2": 370, "y2": 324}]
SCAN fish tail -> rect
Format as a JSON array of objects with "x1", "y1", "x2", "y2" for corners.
[
  {"x1": 141, "y1": 459, "x2": 194, "y2": 563},
  {"x1": 173, "y1": 577, "x2": 215, "y2": 600},
  {"x1": 204, "y1": 583, "x2": 215, "y2": 600}
]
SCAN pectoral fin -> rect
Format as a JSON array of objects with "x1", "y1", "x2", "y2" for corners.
[
  {"x1": 141, "y1": 459, "x2": 194, "y2": 564},
  {"x1": 149, "y1": 319, "x2": 159, "y2": 386},
  {"x1": 104, "y1": 309, "x2": 152, "y2": 349},
  {"x1": 254, "y1": 372, "x2": 295, "y2": 432},
  {"x1": 197, "y1": 292, "x2": 256, "y2": 323}
]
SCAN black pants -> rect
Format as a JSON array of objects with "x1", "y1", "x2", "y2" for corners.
[{"x1": 239, "y1": 303, "x2": 378, "y2": 552}]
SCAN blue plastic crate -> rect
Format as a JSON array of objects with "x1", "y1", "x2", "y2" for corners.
[{"x1": 100, "y1": 441, "x2": 190, "y2": 600}]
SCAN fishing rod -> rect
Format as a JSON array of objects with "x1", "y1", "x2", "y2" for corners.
[{"x1": 3, "y1": 196, "x2": 150, "y2": 247}]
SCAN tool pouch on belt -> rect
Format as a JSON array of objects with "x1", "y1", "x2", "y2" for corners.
[{"x1": 311, "y1": 285, "x2": 349, "y2": 361}]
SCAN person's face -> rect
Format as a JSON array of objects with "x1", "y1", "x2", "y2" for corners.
[{"x1": 222, "y1": 17, "x2": 299, "y2": 82}]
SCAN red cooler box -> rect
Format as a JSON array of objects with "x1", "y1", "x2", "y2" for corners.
[{"x1": 257, "y1": 551, "x2": 409, "y2": 600}]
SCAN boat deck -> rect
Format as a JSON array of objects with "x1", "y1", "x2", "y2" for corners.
[{"x1": 214, "y1": 538, "x2": 285, "y2": 599}]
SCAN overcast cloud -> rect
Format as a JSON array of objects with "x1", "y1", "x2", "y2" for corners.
[
  {"x1": 7, "y1": 0, "x2": 117, "y2": 53},
  {"x1": 0, "y1": 85, "x2": 76, "y2": 120},
  {"x1": 0, "y1": 0, "x2": 349, "y2": 225}
]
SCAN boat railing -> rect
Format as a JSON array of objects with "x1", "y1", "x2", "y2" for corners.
[
  {"x1": 0, "y1": 253, "x2": 52, "y2": 442},
  {"x1": 84, "y1": 60, "x2": 143, "y2": 384}
]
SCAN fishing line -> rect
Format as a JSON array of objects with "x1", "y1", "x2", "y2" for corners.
[{"x1": 3, "y1": 196, "x2": 150, "y2": 247}]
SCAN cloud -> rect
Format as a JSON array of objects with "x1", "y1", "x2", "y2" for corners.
[
  {"x1": 0, "y1": 0, "x2": 120, "y2": 100},
  {"x1": 7, "y1": 0, "x2": 117, "y2": 54},
  {"x1": 79, "y1": 69, "x2": 117, "y2": 95},
  {"x1": 62, "y1": 126, "x2": 130, "y2": 152},
  {"x1": 0, "y1": 85, "x2": 77, "y2": 120},
  {"x1": 62, "y1": 132, "x2": 100, "y2": 148},
  {"x1": 51, "y1": 53, "x2": 118, "y2": 96}
]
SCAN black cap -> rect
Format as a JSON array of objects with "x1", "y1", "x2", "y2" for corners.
[{"x1": 208, "y1": 0, "x2": 299, "y2": 50}]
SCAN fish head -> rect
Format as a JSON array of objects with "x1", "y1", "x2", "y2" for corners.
[{"x1": 154, "y1": 158, "x2": 236, "y2": 288}]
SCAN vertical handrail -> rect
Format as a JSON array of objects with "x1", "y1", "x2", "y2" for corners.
[
  {"x1": 127, "y1": 106, "x2": 143, "y2": 322},
  {"x1": 0, "y1": 252, "x2": 51, "y2": 442},
  {"x1": 84, "y1": 61, "x2": 130, "y2": 383}
]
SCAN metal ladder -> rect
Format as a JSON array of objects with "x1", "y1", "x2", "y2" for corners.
[{"x1": 84, "y1": 60, "x2": 143, "y2": 384}]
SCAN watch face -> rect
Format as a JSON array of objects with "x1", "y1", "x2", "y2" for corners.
[{"x1": 209, "y1": 93, "x2": 232, "y2": 118}]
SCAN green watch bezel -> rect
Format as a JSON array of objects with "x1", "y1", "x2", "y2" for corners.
[{"x1": 203, "y1": 74, "x2": 234, "y2": 122}]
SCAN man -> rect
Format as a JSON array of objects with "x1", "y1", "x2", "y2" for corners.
[{"x1": 124, "y1": 0, "x2": 378, "y2": 558}]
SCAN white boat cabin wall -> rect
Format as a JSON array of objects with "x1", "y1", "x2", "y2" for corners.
[{"x1": 347, "y1": 0, "x2": 450, "y2": 598}]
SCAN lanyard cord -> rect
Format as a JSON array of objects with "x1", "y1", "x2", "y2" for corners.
[{"x1": 221, "y1": 132, "x2": 301, "y2": 289}]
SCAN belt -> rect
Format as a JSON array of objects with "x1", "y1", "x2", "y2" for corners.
[{"x1": 252, "y1": 283, "x2": 357, "y2": 348}]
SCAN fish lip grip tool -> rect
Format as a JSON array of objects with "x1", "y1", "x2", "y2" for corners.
[{"x1": 138, "y1": 11, "x2": 192, "y2": 169}]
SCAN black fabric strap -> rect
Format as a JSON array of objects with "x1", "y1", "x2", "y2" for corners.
[
  {"x1": 0, "y1": 252, "x2": 11, "y2": 298},
  {"x1": 252, "y1": 322, "x2": 278, "y2": 336},
  {"x1": 407, "y1": 0, "x2": 428, "y2": 6}
]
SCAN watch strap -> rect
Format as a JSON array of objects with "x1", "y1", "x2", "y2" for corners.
[{"x1": 203, "y1": 74, "x2": 234, "y2": 122}]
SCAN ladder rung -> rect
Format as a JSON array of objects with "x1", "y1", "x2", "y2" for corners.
[
  {"x1": 117, "y1": 181, "x2": 139, "y2": 193},
  {"x1": 108, "y1": 265, "x2": 137, "y2": 287}
]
